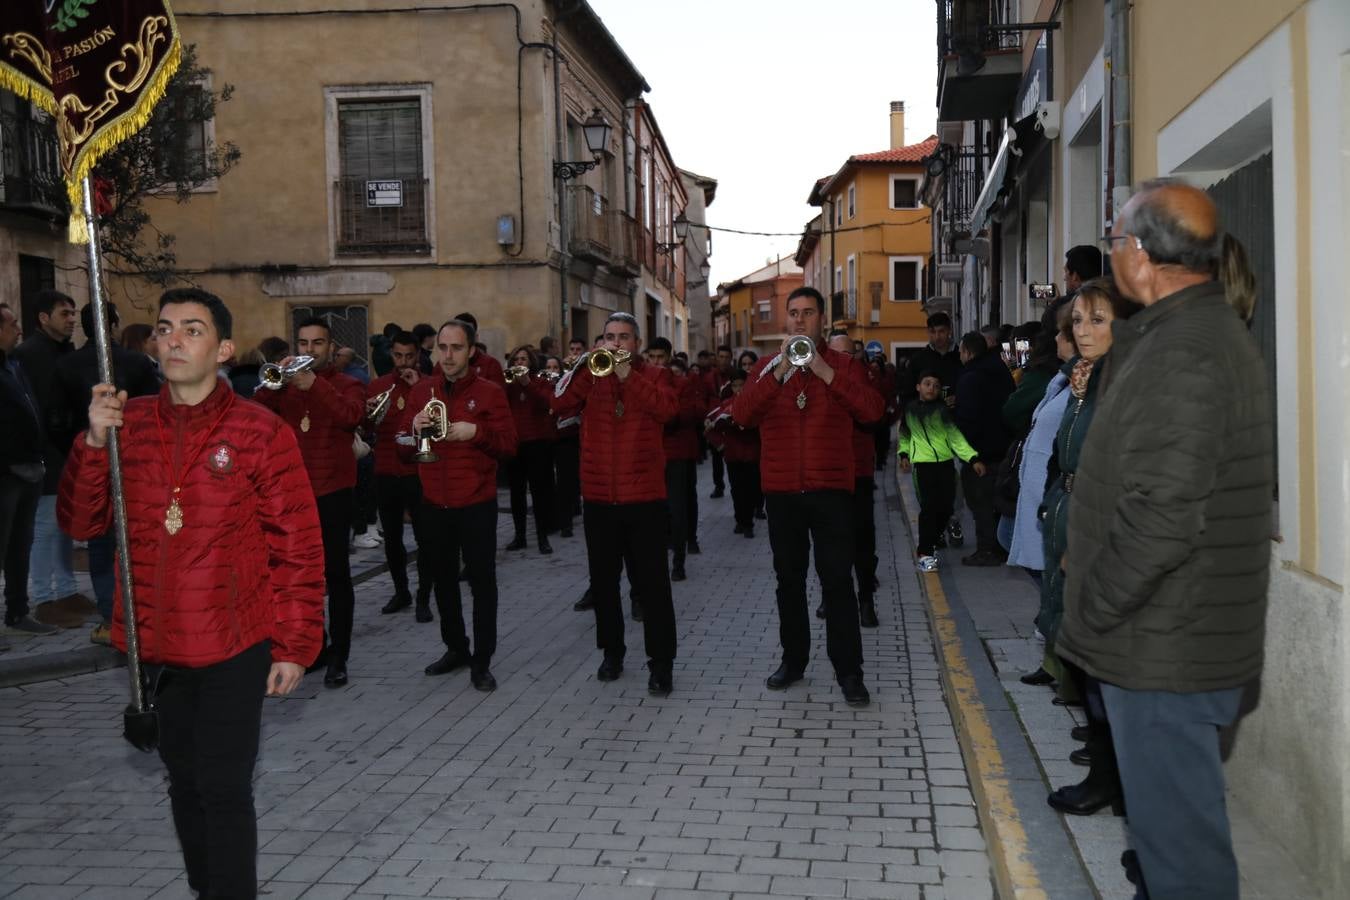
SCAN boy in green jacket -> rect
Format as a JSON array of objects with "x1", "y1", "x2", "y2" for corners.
[{"x1": 898, "y1": 371, "x2": 986, "y2": 563}]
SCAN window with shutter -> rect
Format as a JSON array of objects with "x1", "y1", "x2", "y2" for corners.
[
  {"x1": 335, "y1": 98, "x2": 429, "y2": 255},
  {"x1": 891, "y1": 176, "x2": 919, "y2": 209},
  {"x1": 891, "y1": 259, "x2": 920, "y2": 301}
]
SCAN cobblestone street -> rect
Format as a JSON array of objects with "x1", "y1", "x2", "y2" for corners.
[{"x1": 0, "y1": 465, "x2": 994, "y2": 900}]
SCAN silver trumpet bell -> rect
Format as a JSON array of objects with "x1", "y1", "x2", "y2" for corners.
[
  {"x1": 367, "y1": 385, "x2": 396, "y2": 426},
  {"x1": 786, "y1": 337, "x2": 815, "y2": 367},
  {"x1": 413, "y1": 398, "x2": 448, "y2": 463},
  {"x1": 259, "y1": 355, "x2": 316, "y2": 389}
]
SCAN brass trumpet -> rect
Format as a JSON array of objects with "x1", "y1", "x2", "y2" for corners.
[
  {"x1": 258, "y1": 355, "x2": 315, "y2": 389},
  {"x1": 367, "y1": 385, "x2": 396, "y2": 425},
  {"x1": 785, "y1": 337, "x2": 815, "y2": 368},
  {"x1": 504, "y1": 365, "x2": 530, "y2": 384},
  {"x1": 413, "y1": 398, "x2": 448, "y2": 463},
  {"x1": 588, "y1": 348, "x2": 631, "y2": 377}
]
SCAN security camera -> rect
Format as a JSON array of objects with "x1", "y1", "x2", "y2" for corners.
[{"x1": 1036, "y1": 101, "x2": 1061, "y2": 141}]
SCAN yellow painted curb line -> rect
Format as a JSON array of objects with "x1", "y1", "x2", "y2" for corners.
[{"x1": 898, "y1": 472, "x2": 1047, "y2": 900}]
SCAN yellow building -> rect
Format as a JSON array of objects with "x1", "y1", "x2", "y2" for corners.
[{"x1": 797, "y1": 102, "x2": 936, "y2": 363}]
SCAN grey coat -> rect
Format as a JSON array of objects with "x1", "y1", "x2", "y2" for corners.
[
  {"x1": 1057, "y1": 281, "x2": 1273, "y2": 692},
  {"x1": 1006, "y1": 371, "x2": 1071, "y2": 572}
]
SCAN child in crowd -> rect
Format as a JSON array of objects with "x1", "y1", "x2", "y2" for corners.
[{"x1": 898, "y1": 371, "x2": 986, "y2": 565}]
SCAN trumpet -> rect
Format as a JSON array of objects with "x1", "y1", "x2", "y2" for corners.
[
  {"x1": 504, "y1": 365, "x2": 530, "y2": 384},
  {"x1": 562, "y1": 355, "x2": 581, "y2": 371},
  {"x1": 541, "y1": 370, "x2": 562, "y2": 383},
  {"x1": 413, "y1": 398, "x2": 448, "y2": 463},
  {"x1": 785, "y1": 337, "x2": 815, "y2": 368},
  {"x1": 258, "y1": 355, "x2": 315, "y2": 389},
  {"x1": 367, "y1": 385, "x2": 396, "y2": 426},
  {"x1": 588, "y1": 348, "x2": 632, "y2": 377}
]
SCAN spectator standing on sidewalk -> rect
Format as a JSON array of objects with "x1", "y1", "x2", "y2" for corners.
[
  {"x1": 1042, "y1": 244, "x2": 1103, "y2": 332},
  {"x1": 0, "y1": 302, "x2": 59, "y2": 643},
  {"x1": 12, "y1": 290, "x2": 85, "y2": 619},
  {"x1": 1058, "y1": 181, "x2": 1271, "y2": 899},
  {"x1": 953, "y1": 331, "x2": 1015, "y2": 565}
]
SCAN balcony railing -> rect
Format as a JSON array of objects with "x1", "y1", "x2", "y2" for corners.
[
  {"x1": 0, "y1": 106, "x2": 65, "y2": 216},
  {"x1": 566, "y1": 184, "x2": 612, "y2": 263},
  {"x1": 938, "y1": 0, "x2": 1021, "y2": 66},
  {"x1": 333, "y1": 176, "x2": 430, "y2": 256},
  {"x1": 608, "y1": 209, "x2": 640, "y2": 274},
  {"x1": 937, "y1": 0, "x2": 1024, "y2": 120}
]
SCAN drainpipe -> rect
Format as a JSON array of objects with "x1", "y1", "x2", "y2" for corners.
[
  {"x1": 551, "y1": 15, "x2": 567, "y2": 339},
  {"x1": 1106, "y1": 0, "x2": 1131, "y2": 223}
]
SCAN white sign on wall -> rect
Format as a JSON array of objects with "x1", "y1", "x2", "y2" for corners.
[{"x1": 366, "y1": 180, "x2": 403, "y2": 208}]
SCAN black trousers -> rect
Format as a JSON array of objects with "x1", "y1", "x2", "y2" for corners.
[
  {"x1": 316, "y1": 489, "x2": 356, "y2": 664},
  {"x1": 554, "y1": 436, "x2": 581, "y2": 528},
  {"x1": 710, "y1": 446, "x2": 725, "y2": 490},
  {"x1": 583, "y1": 500, "x2": 676, "y2": 664},
  {"x1": 421, "y1": 499, "x2": 498, "y2": 664},
  {"x1": 872, "y1": 425, "x2": 889, "y2": 470},
  {"x1": 154, "y1": 639, "x2": 271, "y2": 900},
  {"x1": 0, "y1": 473, "x2": 40, "y2": 625},
  {"x1": 913, "y1": 462, "x2": 957, "y2": 554},
  {"x1": 852, "y1": 476, "x2": 877, "y2": 600},
  {"x1": 726, "y1": 460, "x2": 760, "y2": 530},
  {"x1": 375, "y1": 474, "x2": 430, "y2": 601},
  {"x1": 508, "y1": 439, "x2": 556, "y2": 540},
  {"x1": 961, "y1": 461, "x2": 1002, "y2": 553},
  {"x1": 765, "y1": 490, "x2": 863, "y2": 677},
  {"x1": 351, "y1": 454, "x2": 377, "y2": 534},
  {"x1": 665, "y1": 460, "x2": 696, "y2": 561}
]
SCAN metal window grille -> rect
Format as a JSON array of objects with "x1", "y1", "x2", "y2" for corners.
[
  {"x1": 335, "y1": 99, "x2": 429, "y2": 255},
  {"x1": 291, "y1": 305, "x2": 371, "y2": 367}
]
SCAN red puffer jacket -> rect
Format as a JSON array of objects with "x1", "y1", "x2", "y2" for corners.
[
  {"x1": 472, "y1": 350, "x2": 505, "y2": 386},
  {"x1": 508, "y1": 375, "x2": 557, "y2": 445},
  {"x1": 706, "y1": 399, "x2": 759, "y2": 463},
  {"x1": 57, "y1": 380, "x2": 325, "y2": 668},
  {"x1": 662, "y1": 370, "x2": 703, "y2": 462},
  {"x1": 552, "y1": 356, "x2": 676, "y2": 503},
  {"x1": 731, "y1": 342, "x2": 884, "y2": 493},
  {"x1": 366, "y1": 370, "x2": 420, "y2": 477},
  {"x1": 254, "y1": 366, "x2": 365, "y2": 497},
  {"x1": 398, "y1": 370, "x2": 517, "y2": 508},
  {"x1": 853, "y1": 370, "x2": 883, "y2": 477}
]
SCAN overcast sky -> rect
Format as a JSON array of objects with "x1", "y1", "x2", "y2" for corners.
[{"x1": 586, "y1": 0, "x2": 939, "y2": 287}]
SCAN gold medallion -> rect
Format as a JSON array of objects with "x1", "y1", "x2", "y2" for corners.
[
  {"x1": 796, "y1": 391, "x2": 807, "y2": 410},
  {"x1": 615, "y1": 400, "x2": 625, "y2": 418},
  {"x1": 300, "y1": 414, "x2": 311, "y2": 433},
  {"x1": 165, "y1": 497, "x2": 184, "y2": 535},
  {"x1": 397, "y1": 396, "x2": 405, "y2": 410}
]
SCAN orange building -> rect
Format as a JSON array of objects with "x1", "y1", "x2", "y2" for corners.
[{"x1": 717, "y1": 256, "x2": 803, "y2": 357}]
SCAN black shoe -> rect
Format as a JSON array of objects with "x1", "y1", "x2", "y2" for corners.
[
  {"x1": 1020, "y1": 667, "x2": 1055, "y2": 686},
  {"x1": 755, "y1": 509, "x2": 766, "y2": 520},
  {"x1": 538, "y1": 537, "x2": 553, "y2": 555},
  {"x1": 1070, "y1": 747, "x2": 1092, "y2": 766},
  {"x1": 1071, "y1": 725, "x2": 1091, "y2": 742},
  {"x1": 1121, "y1": 850, "x2": 1146, "y2": 891},
  {"x1": 948, "y1": 522, "x2": 964, "y2": 547},
  {"x1": 425, "y1": 650, "x2": 470, "y2": 676},
  {"x1": 560, "y1": 526, "x2": 573, "y2": 538},
  {"x1": 859, "y1": 600, "x2": 879, "y2": 628},
  {"x1": 686, "y1": 540, "x2": 700, "y2": 555},
  {"x1": 765, "y1": 663, "x2": 804, "y2": 690},
  {"x1": 935, "y1": 535, "x2": 949, "y2": 549},
  {"x1": 710, "y1": 487, "x2": 725, "y2": 498},
  {"x1": 838, "y1": 673, "x2": 871, "y2": 707},
  {"x1": 381, "y1": 593, "x2": 412, "y2": 615},
  {"x1": 732, "y1": 522, "x2": 746, "y2": 534},
  {"x1": 597, "y1": 655, "x2": 623, "y2": 682},
  {"x1": 505, "y1": 534, "x2": 527, "y2": 551},
  {"x1": 631, "y1": 600, "x2": 643, "y2": 622},
  {"x1": 1047, "y1": 777, "x2": 1124, "y2": 816},
  {"x1": 647, "y1": 663, "x2": 672, "y2": 697},
  {"x1": 961, "y1": 550, "x2": 1006, "y2": 567},
  {"x1": 743, "y1": 527, "x2": 754, "y2": 538},
  {"x1": 815, "y1": 602, "x2": 826, "y2": 620},
  {"x1": 323, "y1": 662, "x2": 348, "y2": 688},
  {"x1": 671, "y1": 563, "x2": 686, "y2": 582},
  {"x1": 1053, "y1": 695, "x2": 1085, "y2": 708},
  {"x1": 471, "y1": 667, "x2": 497, "y2": 692},
  {"x1": 573, "y1": 591, "x2": 595, "y2": 611},
  {"x1": 414, "y1": 604, "x2": 433, "y2": 623}
]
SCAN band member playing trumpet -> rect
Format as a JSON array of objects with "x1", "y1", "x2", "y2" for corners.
[
  {"x1": 254, "y1": 317, "x2": 365, "y2": 688},
  {"x1": 646, "y1": 338, "x2": 701, "y2": 582},
  {"x1": 552, "y1": 312, "x2": 679, "y2": 696},
  {"x1": 732, "y1": 287, "x2": 883, "y2": 706},
  {"x1": 365, "y1": 331, "x2": 433, "y2": 621},
  {"x1": 504, "y1": 346, "x2": 557, "y2": 555},
  {"x1": 58, "y1": 289, "x2": 324, "y2": 899},
  {"x1": 705, "y1": 368, "x2": 760, "y2": 538},
  {"x1": 399, "y1": 319, "x2": 517, "y2": 691}
]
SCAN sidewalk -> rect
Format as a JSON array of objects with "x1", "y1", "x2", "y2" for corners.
[{"x1": 895, "y1": 473, "x2": 1316, "y2": 899}]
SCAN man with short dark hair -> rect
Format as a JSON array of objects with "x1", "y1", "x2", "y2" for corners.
[
  {"x1": 1058, "y1": 181, "x2": 1271, "y2": 899},
  {"x1": 554, "y1": 312, "x2": 679, "y2": 695},
  {"x1": 254, "y1": 316, "x2": 365, "y2": 687},
  {"x1": 1042, "y1": 245, "x2": 1104, "y2": 330},
  {"x1": 954, "y1": 331, "x2": 1015, "y2": 565},
  {"x1": 902, "y1": 312, "x2": 961, "y2": 400},
  {"x1": 733, "y1": 287, "x2": 883, "y2": 706},
  {"x1": 13, "y1": 289, "x2": 84, "y2": 619},
  {"x1": 61, "y1": 288, "x2": 324, "y2": 898}
]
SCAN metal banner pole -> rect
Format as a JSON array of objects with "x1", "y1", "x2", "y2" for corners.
[{"x1": 79, "y1": 175, "x2": 156, "y2": 751}]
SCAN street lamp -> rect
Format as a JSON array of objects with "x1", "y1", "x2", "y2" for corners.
[
  {"x1": 657, "y1": 211, "x2": 688, "y2": 255},
  {"x1": 553, "y1": 108, "x2": 611, "y2": 180},
  {"x1": 688, "y1": 258, "x2": 712, "y2": 290}
]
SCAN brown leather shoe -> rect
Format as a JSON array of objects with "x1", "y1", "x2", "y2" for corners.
[
  {"x1": 54, "y1": 593, "x2": 99, "y2": 617},
  {"x1": 34, "y1": 601, "x2": 88, "y2": 629}
]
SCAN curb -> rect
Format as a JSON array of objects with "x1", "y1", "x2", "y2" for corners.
[{"x1": 895, "y1": 470, "x2": 1049, "y2": 900}]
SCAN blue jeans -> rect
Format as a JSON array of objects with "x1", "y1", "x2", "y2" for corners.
[
  {"x1": 28, "y1": 494, "x2": 77, "y2": 602},
  {"x1": 1101, "y1": 683, "x2": 1244, "y2": 900},
  {"x1": 88, "y1": 533, "x2": 116, "y2": 623}
]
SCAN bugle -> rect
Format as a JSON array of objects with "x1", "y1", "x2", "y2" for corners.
[
  {"x1": 367, "y1": 385, "x2": 396, "y2": 425},
  {"x1": 504, "y1": 365, "x2": 530, "y2": 384},
  {"x1": 588, "y1": 348, "x2": 631, "y2": 377},
  {"x1": 259, "y1": 355, "x2": 316, "y2": 389}
]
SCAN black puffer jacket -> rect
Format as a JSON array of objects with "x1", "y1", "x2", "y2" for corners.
[
  {"x1": 1057, "y1": 281, "x2": 1273, "y2": 692},
  {"x1": 954, "y1": 348, "x2": 1016, "y2": 462}
]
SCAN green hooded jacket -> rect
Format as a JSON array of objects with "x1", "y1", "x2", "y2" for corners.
[{"x1": 897, "y1": 399, "x2": 979, "y2": 464}]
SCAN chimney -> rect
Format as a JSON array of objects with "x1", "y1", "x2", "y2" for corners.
[{"x1": 890, "y1": 101, "x2": 906, "y2": 150}]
